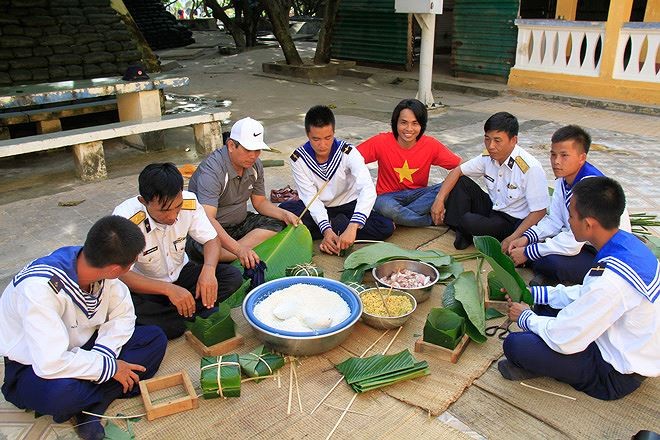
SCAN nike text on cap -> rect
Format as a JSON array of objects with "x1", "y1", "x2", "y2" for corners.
[{"x1": 229, "y1": 117, "x2": 270, "y2": 151}]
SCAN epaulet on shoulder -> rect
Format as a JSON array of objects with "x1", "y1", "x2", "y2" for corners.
[
  {"x1": 290, "y1": 151, "x2": 300, "y2": 162},
  {"x1": 129, "y1": 211, "x2": 146, "y2": 225},
  {"x1": 481, "y1": 149, "x2": 489, "y2": 156},
  {"x1": 341, "y1": 144, "x2": 353, "y2": 154},
  {"x1": 514, "y1": 156, "x2": 529, "y2": 174},
  {"x1": 182, "y1": 199, "x2": 196, "y2": 210},
  {"x1": 48, "y1": 274, "x2": 63, "y2": 294}
]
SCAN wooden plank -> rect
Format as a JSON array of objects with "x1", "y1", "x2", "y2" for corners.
[
  {"x1": 0, "y1": 99, "x2": 117, "y2": 125},
  {"x1": 139, "y1": 371, "x2": 199, "y2": 421},
  {"x1": 414, "y1": 334, "x2": 470, "y2": 363},
  {"x1": 0, "y1": 110, "x2": 230, "y2": 158},
  {"x1": 184, "y1": 331, "x2": 244, "y2": 357}
]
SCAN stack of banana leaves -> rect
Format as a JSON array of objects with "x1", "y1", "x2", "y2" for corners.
[
  {"x1": 335, "y1": 350, "x2": 429, "y2": 393},
  {"x1": 186, "y1": 303, "x2": 235, "y2": 347},
  {"x1": 340, "y1": 242, "x2": 463, "y2": 284},
  {"x1": 238, "y1": 345, "x2": 285, "y2": 383},
  {"x1": 200, "y1": 354, "x2": 242, "y2": 398},
  {"x1": 223, "y1": 225, "x2": 313, "y2": 308}
]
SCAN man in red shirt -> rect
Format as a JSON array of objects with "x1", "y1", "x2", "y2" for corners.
[{"x1": 357, "y1": 99, "x2": 461, "y2": 226}]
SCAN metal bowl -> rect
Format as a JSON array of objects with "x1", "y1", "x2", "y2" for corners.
[
  {"x1": 359, "y1": 288, "x2": 416, "y2": 330},
  {"x1": 372, "y1": 260, "x2": 439, "y2": 304},
  {"x1": 242, "y1": 276, "x2": 362, "y2": 356}
]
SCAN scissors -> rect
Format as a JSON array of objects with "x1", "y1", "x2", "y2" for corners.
[{"x1": 485, "y1": 319, "x2": 513, "y2": 340}]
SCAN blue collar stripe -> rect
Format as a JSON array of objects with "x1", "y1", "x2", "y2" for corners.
[
  {"x1": 562, "y1": 162, "x2": 603, "y2": 210},
  {"x1": 297, "y1": 139, "x2": 345, "y2": 181},
  {"x1": 600, "y1": 257, "x2": 660, "y2": 302}
]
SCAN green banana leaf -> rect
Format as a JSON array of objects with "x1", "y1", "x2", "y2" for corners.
[
  {"x1": 487, "y1": 270, "x2": 507, "y2": 301},
  {"x1": 223, "y1": 225, "x2": 313, "y2": 308},
  {"x1": 186, "y1": 303, "x2": 235, "y2": 347},
  {"x1": 200, "y1": 354, "x2": 241, "y2": 399},
  {"x1": 485, "y1": 307, "x2": 505, "y2": 320},
  {"x1": 646, "y1": 236, "x2": 660, "y2": 259},
  {"x1": 285, "y1": 263, "x2": 324, "y2": 277},
  {"x1": 344, "y1": 281, "x2": 368, "y2": 293},
  {"x1": 473, "y1": 236, "x2": 533, "y2": 305},
  {"x1": 238, "y1": 345, "x2": 285, "y2": 383},
  {"x1": 340, "y1": 243, "x2": 452, "y2": 283},
  {"x1": 335, "y1": 349, "x2": 429, "y2": 393},
  {"x1": 423, "y1": 308, "x2": 466, "y2": 349},
  {"x1": 442, "y1": 272, "x2": 487, "y2": 343}
]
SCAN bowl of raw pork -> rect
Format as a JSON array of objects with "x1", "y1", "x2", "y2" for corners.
[
  {"x1": 372, "y1": 260, "x2": 439, "y2": 304},
  {"x1": 242, "y1": 276, "x2": 363, "y2": 355}
]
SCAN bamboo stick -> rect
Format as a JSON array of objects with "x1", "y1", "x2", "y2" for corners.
[
  {"x1": 382, "y1": 326, "x2": 403, "y2": 354},
  {"x1": 296, "y1": 179, "x2": 331, "y2": 224},
  {"x1": 325, "y1": 394, "x2": 358, "y2": 440},
  {"x1": 520, "y1": 382, "x2": 577, "y2": 400},
  {"x1": 322, "y1": 403, "x2": 372, "y2": 417},
  {"x1": 375, "y1": 284, "x2": 392, "y2": 317},
  {"x1": 309, "y1": 329, "x2": 389, "y2": 415},
  {"x1": 292, "y1": 358, "x2": 303, "y2": 413},
  {"x1": 287, "y1": 358, "x2": 294, "y2": 415}
]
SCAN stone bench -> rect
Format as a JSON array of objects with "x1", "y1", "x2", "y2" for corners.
[
  {"x1": 0, "y1": 98, "x2": 119, "y2": 139},
  {"x1": 0, "y1": 110, "x2": 229, "y2": 181}
]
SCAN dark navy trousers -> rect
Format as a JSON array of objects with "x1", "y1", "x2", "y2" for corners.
[
  {"x1": 1, "y1": 325, "x2": 167, "y2": 422},
  {"x1": 503, "y1": 331, "x2": 644, "y2": 400},
  {"x1": 529, "y1": 245, "x2": 597, "y2": 285},
  {"x1": 279, "y1": 199, "x2": 395, "y2": 241}
]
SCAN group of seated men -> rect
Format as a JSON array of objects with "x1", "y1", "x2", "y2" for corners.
[{"x1": 0, "y1": 100, "x2": 657, "y2": 439}]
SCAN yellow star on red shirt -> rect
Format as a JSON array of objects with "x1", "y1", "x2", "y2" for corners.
[{"x1": 394, "y1": 160, "x2": 419, "y2": 184}]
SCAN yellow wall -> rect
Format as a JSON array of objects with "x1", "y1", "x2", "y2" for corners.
[
  {"x1": 555, "y1": 0, "x2": 577, "y2": 20},
  {"x1": 645, "y1": 0, "x2": 660, "y2": 21}
]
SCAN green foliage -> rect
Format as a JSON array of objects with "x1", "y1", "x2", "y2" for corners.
[
  {"x1": 423, "y1": 308, "x2": 465, "y2": 349},
  {"x1": 186, "y1": 303, "x2": 235, "y2": 347},
  {"x1": 335, "y1": 350, "x2": 429, "y2": 393},
  {"x1": 238, "y1": 346, "x2": 285, "y2": 383},
  {"x1": 487, "y1": 270, "x2": 506, "y2": 301},
  {"x1": 223, "y1": 225, "x2": 313, "y2": 308},
  {"x1": 473, "y1": 236, "x2": 532, "y2": 305},
  {"x1": 442, "y1": 272, "x2": 487, "y2": 343},
  {"x1": 340, "y1": 242, "x2": 452, "y2": 283},
  {"x1": 200, "y1": 354, "x2": 241, "y2": 398},
  {"x1": 485, "y1": 307, "x2": 505, "y2": 320}
]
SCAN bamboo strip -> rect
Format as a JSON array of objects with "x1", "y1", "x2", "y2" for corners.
[
  {"x1": 287, "y1": 359, "x2": 294, "y2": 415},
  {"x1": 322, "y1": 403, "x2": 372, "y2": 417},
  {"x1": 296, "y1": 179, "x2": 330, "y2": 224},
  {"x1": 325, "y1": 394, "x2": 358, "y2": 440},
  {"x1": 292, "y1": 358, "x2": 303, "y2": 413},
  {"x1": 520, "y1": 381, "x2": 577, "y2": 400},
  {"x1": 382, "y1": 326, "x2": 403, "y2": 354}
]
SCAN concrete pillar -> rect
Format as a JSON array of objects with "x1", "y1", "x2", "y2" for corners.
[
  {"x1": 72, "y1": 141, "x2": 108, "y2": 181},
  {"x1": 117, "y1": 90, "x2": 163, "y2": 150},
  {"x1": 599, "y1": 0, "x2": 634, "y2": 79},
  {"x1": 555, "y1": 0, "x2": 577, "y2": 20},
  {"x1": 644, "y1": 0, "x2": 660, "y2": 21},
  {"x1": 413, "y1": 13, "x2": 437, "y2": 108},
  {"x1": 36, "y1": 119, "x2": 62, "y2": 134},
  {"x1": 193, "y1": 121, "x2": 222, "y2": 155}
]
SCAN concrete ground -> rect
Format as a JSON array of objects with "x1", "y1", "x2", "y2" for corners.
[{"x1": 0, "y1": 30, "x2": 658, "y2": 439}]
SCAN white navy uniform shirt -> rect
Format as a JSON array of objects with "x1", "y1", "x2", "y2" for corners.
[
  {"x1": 113, "y1": 191, "x2": 217, "y2": 282},
  {"x1": 460, "y1": 144, "x2": 549, "y2": 219},
  {"x1": 519, "y1": 230, "x2": 660, "y2": 377},
  {"x1": 523, "y1": 162, "x2": 632, "y2": 260},
  {"x1": 290, "y1": 139, "x2": 376, "y2": 234},
  {"x1": 0, "y1": 246, "x2": 135, "y2": 383}
]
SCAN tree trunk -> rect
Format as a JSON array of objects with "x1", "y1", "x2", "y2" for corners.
[
  {"x1": 204, "y1": 0, "x2": 247, "y2": 50},
  {"x1": 260, "y1": 0, "x2": 304, "y2": 66},
  {"x1": 314, "y1": 0, "x2": 341, "y2": 64}
]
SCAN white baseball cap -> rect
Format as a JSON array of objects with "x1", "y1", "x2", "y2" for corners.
[{"x1": 229, "y1": 117, "x2": 270, "y2": 151}]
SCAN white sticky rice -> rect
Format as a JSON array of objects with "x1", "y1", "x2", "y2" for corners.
[{"x1": 253, "y1": 283, "x2": 351, "y2": 332}]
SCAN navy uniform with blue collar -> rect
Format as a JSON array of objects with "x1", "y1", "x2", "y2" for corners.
[
  {"x1": 504, "y1": 230, "x2": 660, "y2": 400},
  {"x1": 443, "y1": 144, "x2": 549, "y2": 242},
  {"x1": 113, "y1": 191, "x2": 243, "y2": 339},
  {"x1": 0, "y1": 247, "x2": 167, "y2": 425}
]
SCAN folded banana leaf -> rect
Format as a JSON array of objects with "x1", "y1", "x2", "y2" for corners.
[
  {"x1": 238, "y1": 345, "x2": 285, "y2": 383},
  {"x1": 340, "y1": 243, "x2": 452, "y2": 283},
  {"x1": 223, "y1": 225, "x2": 313, "y2": 308},
  {"x1": 285, "y1": 263, "x2": 324, "y2": 277},
  {"x1": 473, "y1": 236, "x2": 533, "y2": 305},
  {"x1": 423, "y1": 308, "x2": 466, "y2": 349},
  {"x1": 442, "y1": 271, "x2": 487, "y2": 343},
  {"x1": 335, "y1": 349, "x2": 429, "y2": 393},
  {"x1": 200, "y1": 354, "x2": 241, "y2": 399},
  {"x1": 487, "y1": 270, "x2": 507, "y2": 301},
  {"x1": 343, "y1": 281, "x2": 367, "y2": 293},
  {"x1": 186, "y1": 303, "x2": 235, "y2": 347}
]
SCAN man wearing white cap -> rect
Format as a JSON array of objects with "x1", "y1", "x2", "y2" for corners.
[{"x1": 188, "y1": 117, "x2": 299, "y2": 269}]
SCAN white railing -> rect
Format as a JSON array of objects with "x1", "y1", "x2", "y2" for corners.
[
  {"x1": 514, "y1": 19, "x2": 605, "y2": 77},
  {"x1": 613, "y1": 22, "x2": 660, "y2": 83}
]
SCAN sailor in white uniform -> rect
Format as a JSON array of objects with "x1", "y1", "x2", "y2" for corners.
[
  {"x1": 0, "y1": 216, "x2": 167, "y2": 440},
  {"x1": 499, "y1": 177, "x2": 659, "y2": 400}
]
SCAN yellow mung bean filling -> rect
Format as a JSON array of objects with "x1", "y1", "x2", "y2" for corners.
[{"x1": 361, "y1": 291, "x2": 413, "y2": 317}]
